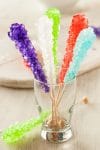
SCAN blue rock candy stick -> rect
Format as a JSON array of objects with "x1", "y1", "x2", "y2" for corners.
[{"x1": 64, "y1": 27, "x2": 96, "y2": 82}]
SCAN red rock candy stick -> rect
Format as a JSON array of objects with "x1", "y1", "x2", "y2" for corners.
[{"x1": 58, "y1": 14, "x2": 88, "y2": 83}]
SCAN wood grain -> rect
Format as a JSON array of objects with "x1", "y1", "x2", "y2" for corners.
[{"x1": 0, "y1": 68, "x2": 100, "y2": 150}]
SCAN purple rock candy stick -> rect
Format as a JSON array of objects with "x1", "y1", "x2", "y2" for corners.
[{"x1": 8, "y1": 23, "x2": 49, "y2": 92}]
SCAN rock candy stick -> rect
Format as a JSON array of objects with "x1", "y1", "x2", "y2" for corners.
[
  {"x1": 59, "y1": 14, "x2": 88, "y2": 83},
  {"x1": 64, "y1": 27, "x2": 96, "y2": 83}
]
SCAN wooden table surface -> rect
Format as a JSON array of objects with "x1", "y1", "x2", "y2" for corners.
[{"x1": 0, "y1": 67, "x2": 100, "y2": 150}]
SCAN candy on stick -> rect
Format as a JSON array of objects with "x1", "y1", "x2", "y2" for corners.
[
  {"x1": 64, "y1": 27, "x2": 96, "y2": 83},
  {"x1": 8, "y1": 23, "x2": 49, "y2": 92},
  {"x1": 37, "y1": 16, "x2": 56, "y2": 84},
  {"x1": 1, "y1": 111, "x2": 50, "y2": 144},
  {"x1": 46, "y1": 8, "x2": 61, "y2": 68},
  {"x1": 59, "y1": 14, "x2": 88, "y2": 83}
]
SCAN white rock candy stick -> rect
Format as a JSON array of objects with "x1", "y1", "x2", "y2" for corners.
[{"x1": 37, "y1": 16, "x2": 56, "y2": 84}]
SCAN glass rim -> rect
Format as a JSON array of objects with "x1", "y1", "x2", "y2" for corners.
[{"x1": 34, "y1": 77, "x2": 76, "y2": 86}]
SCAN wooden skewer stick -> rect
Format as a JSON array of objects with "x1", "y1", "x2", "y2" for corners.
[
  {"x1": 56, "y1": 85, "x2": 66, "y2": 107},
  {"x1": 55, "y1": 83, "x2": 63, "y2": 103},
  {"x1": 50, "y1": 87, "x2": 55, "y2": 126}
]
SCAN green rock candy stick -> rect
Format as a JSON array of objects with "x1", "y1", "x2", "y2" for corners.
[
  {"x1": 1, "y1": 111, "x2": 50, "y2": 144},
  {"x1": 46, "y1": 8, "x2": 61, "y2": 66}
]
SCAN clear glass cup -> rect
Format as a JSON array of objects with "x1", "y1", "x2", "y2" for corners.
[{"x1": 34, "y1": 77, "x2": 76, "y2": 143}]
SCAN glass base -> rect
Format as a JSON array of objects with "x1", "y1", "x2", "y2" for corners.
[{"x1": 41, "y1": 122, "x2": 73, "y2": 143}]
